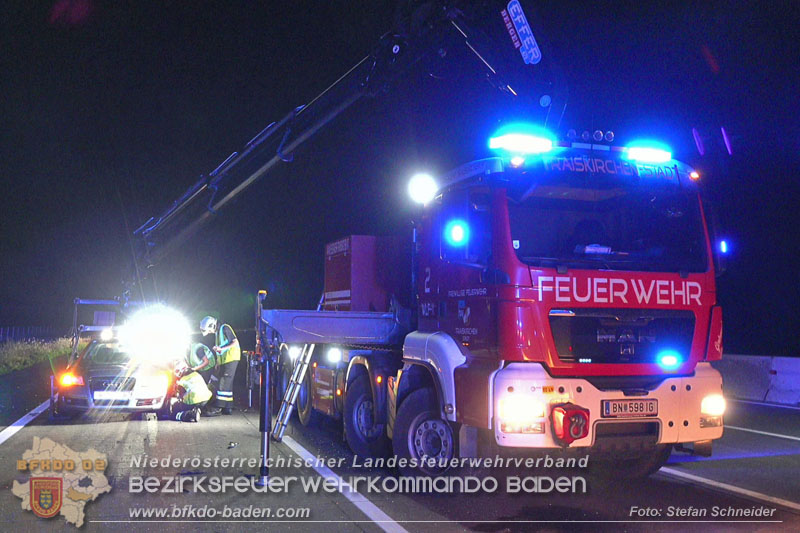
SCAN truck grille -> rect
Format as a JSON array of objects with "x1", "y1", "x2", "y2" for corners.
[
  {"x1": 88, "y1": 377, "x2": 136, "y2": 393},
  {"x1": 549, "y1": 309, "x2": 694, "y2": 364}
]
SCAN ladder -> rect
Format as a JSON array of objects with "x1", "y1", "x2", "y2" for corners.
[
  {"x1": 271, "y1": 292, "x2": 324, "y2": 442},
  {"x1": 271, "y1": 343, "x2": 315, "y2": 441}
]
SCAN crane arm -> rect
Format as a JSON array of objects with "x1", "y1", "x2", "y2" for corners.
[{"x1": 129, "y1": 1, "x2": 567, "y2": 287}]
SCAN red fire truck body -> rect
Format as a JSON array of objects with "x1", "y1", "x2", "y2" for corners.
[{"x1": 260, "y1": 144, "x2": 726, "y2": 476}]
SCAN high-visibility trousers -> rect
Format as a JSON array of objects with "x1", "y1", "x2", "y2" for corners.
[{"x1": 215, "y1": 360, "x2": 238, "y2": 407}]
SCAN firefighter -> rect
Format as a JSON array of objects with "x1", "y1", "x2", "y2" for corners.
[
  {"x1": 170, "y1": 361, "x2": 212, "y2": 422},
  {"x1": 199, "y1": 315, "x2": 240, "y2": 415},
  {"x1": 187, "y1": 342, "x2": 216, "y2": 384}
]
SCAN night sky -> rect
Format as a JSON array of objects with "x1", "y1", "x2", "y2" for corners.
[{"x1": 1, "y1": 1, "x2": 798, "y2": 355}]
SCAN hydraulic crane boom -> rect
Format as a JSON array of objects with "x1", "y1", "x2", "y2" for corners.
[{"x1": 129, "y1": 1, "x2": 567, "y2": 290}]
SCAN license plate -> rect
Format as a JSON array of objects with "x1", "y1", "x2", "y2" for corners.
[
  {"x1": 93, "y1": 391, "x2": 131, "y2": 401},
  {"x1": 601, "y1": 399, "x2": 658, "y2": 418}
]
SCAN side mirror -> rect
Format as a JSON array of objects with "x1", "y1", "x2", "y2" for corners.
[{"x1": 703, "y1": 200, "x2": 728, "y2": 277}]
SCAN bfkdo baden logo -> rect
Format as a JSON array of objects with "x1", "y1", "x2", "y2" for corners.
[
  {"x1": 12, "y1": 437, "x2": 111, "y2": 527},
  {"x1": 30, "y1": 477, "x2": 63, "y2": 518}
]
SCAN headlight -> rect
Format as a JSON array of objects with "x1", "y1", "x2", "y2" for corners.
[
  {"x1": 118, "y1": 305, "x2": 191, "y2": 364},
  {"x1": 498, "y1": 395, "x2": 546, "y2": 434},
  {"x1": 701, "y1": 394, "x2": 726, "y2": 416}
]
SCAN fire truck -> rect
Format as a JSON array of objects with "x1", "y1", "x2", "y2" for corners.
[
  {"x1": 130, "y1": 1, "x2": 727, "y2": 478},
  {"x1": 258, "y1": 135, "x2": 727, "y2": 478}
]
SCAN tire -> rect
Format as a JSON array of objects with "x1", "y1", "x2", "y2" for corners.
[
  {"x1": 297, "y1": 364, "x2": 321, "y2": 426},
  {"x1": 345, "y1": 374, "x2": 391, "y2": 458},
  {"x1": 594, "y1": 445, "x2": 673, "y2": 479},
  {"x1": 156, "y1": 396, "x2": 173, "y2": 420},
  {"x1": 392, "y1": 387, "x2": 455, "y2": 477}
]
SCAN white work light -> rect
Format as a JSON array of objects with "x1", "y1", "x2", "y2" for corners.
[
  {"x1": 288, "y1": 345, "x2": 301, "y2": 361},
  {"x1": 407, "y1": 173, "x2": 438, "y2": 205},
  {"x1": 326, "y1": 347, "x2": 342, "y2": 364},
  {"x1": 118, "y1": 304, "x2": 191, "y2": 364}
]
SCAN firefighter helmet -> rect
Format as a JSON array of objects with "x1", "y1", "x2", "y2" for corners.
[{"x1": 199, "y1": 316, "x2": 217, "y2": 335}]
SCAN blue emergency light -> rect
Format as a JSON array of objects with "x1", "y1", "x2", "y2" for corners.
[
  {"x1": 489, "y1": 133, "x2": 553, "y2": 154},
  {"x1": 489, "y1": 124, "x2": 555, "y2": 156},
  {"x1": 444, "y1": 219, "x2": 470, "y2": 247},
  {"x1": 657, "y1": 350, "x2": 682, "y2": 370},
  {"x1": 624, "y1": 141, "x2": 673, "y2": 163}
]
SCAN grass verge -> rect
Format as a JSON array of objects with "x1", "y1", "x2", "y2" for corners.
[{"x1": 0, "y1": 338, "x2": 76, "y2": 376}]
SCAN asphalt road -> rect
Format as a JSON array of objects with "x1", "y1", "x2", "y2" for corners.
[{"x1": 1, "y1": 365, "x2": 799, "y2": 532}]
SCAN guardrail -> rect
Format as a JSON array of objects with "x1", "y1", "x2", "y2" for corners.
[
  {"x1": 0, "y1": 326, "x2": 62, "y2": 343},
  {"x1": 714, "y1": 355, "x2": 800, "y2": 407}
]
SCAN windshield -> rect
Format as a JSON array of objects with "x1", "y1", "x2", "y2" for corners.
[
  {"x1": 84, "y1": 343, "x2": 132, "y2": 365},
  {"x1": 507, "y1": 173, "x2": 708, "y2": 273}
]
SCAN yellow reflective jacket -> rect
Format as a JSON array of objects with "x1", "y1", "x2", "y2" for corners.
[
  {"x1": 177, "y1": 371, "x2": 212, "y2": 405},
  {"x1": 216, "y1": 323, "x2": 241, "y2": 364}
]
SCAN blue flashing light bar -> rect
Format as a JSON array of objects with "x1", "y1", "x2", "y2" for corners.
[
  {"x1": 489, "y1": 123, "x2": 555, "y2": 156},
  {"x1": 444, "y1": 219, "x2": 470, "y2": 247},
  {"x1": 719, "y1": 240, "x2": 729, "y2": 254},
  {"x1": 625, "y1": 145, "x2": 673, "y2": 163},
  {"x1": 489, "y1": 133, "x2": 553, "y2": 154},
  {"x1": 657, "y1": 350, "x2": 682, "y2": 370}
]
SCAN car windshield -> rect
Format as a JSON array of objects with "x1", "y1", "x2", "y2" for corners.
[
  {"x1": 506, "y1": 172, "x2": 708, "y2": 273},
  {"x1": 84, "y1": 343, "x2": 132, "y2": 365}
]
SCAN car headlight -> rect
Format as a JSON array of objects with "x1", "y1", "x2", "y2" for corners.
[{"x1": 498, "y1": 395, "x2": 546, "y2": 434}]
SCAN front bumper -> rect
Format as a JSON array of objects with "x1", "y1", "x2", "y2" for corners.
[
  {"x1": 60, "y1": 386, "x2": 168, "y2": 412},
  {"x1": 493, "y1": 362, "x2": 724, "y2": 449}
]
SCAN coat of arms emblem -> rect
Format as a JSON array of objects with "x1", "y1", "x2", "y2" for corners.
[{"x1": 30, "y1": 477, "x2": 62, "y2": 519}]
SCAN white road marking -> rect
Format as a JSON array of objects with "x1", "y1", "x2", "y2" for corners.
[
  {"x1": 661, "y1": 467, "x2": 800, "y2": 512},
  {"x1": 729, "y1": 399, "x2": 800, "y2": 411},
  {"x1": 146, "y1": 413, "x2": 158, "y2": 446},
  {"x1": 726, "y1": 425, "x2": 800, "y2": 442},
  {"x1": 0, "y1": 400, "x2": 49, "y2": 447},
  {"x1": 282, "y1": 435, "x2": 409, "y2": 533}
]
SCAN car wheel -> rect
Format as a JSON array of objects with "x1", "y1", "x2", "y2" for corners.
[
  {"x1": 344, "y1": 374, "x2": 390, "y2": 458},
  {"x1": 392, "y1": 387, "x2": 454, "y2": 477}
]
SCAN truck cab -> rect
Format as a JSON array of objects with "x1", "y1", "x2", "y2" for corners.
[{"x1": 398, "y1": 133, "x2": 725, "y2": 476}]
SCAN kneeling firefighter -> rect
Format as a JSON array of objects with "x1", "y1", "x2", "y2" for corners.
[
  {"x1": 200, "y1": 315, "x2": 240, "y2": 416},
  {"x1": 171, "y1": 361, "x2": 213, "y2": 423}
]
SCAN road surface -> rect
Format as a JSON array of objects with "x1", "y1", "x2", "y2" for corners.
[{"x1": 1, "y1": 362, "x2": 798, "y2": 532}]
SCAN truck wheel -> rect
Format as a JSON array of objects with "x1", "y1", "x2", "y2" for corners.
[
  {"x1": 345, "y1": 374, "x2": 390, "y2": 458},
  {"x1": 297, "y1": 367, "x2": 320, "y2": 426},
  {"x1": 595, "y1": 445, "x2": 673, "y2": 479},
  {"x1": 392, "y1": 387, "x2": 454, "y2": 477}
]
